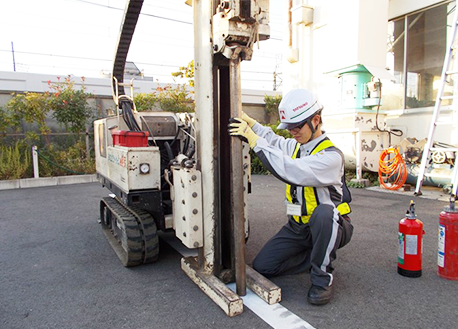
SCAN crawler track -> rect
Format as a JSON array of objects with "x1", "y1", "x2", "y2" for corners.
[{"x1": 100, "y1": 197, "x2": 159, "y2": 267}]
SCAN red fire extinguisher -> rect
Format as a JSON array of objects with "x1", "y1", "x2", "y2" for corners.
[
  {"x1": 438, "y1": 199, "x2": 458, "y2": 280},
  {"x1": 398, "y1": 200, "x2": 424, "y2": 277}
]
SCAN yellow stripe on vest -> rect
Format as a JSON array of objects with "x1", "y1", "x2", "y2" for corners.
[{"x1": 286, "y1": 139, "x2": 337, "y2": 224}]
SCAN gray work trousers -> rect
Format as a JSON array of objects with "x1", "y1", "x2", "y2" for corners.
[{"x1": 252, "y1": 204, "x2": 353, "y2": 287}]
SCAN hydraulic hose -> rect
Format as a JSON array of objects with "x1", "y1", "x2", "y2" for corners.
[
  {"x1": 164, "y1": 141, "x2": 174, "y2": 165},
  {"x1": 121, "y1": 100, "x2": 141, "y2": 132},
  {"x1": 378, "y1": 147, "x2": 407, "y2": 190},
  {"x1": 182, "y1": 127, "x2": 189, "y2": 154}
]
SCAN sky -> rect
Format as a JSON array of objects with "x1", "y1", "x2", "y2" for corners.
[{"x1": 0, "y1": 0, "x2": 285, "y2": 91}]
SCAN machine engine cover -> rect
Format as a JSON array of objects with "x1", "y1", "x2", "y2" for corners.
[
  {"x1": 106, "y1": 146, "x2": 161, "y2": 192},
  {"x1": 140, "y1": 114, "x2": 178, "y2": 137}
]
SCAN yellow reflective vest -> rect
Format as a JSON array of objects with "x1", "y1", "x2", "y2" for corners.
[{"x1": 286, "y1": 139, "x2": 350, "y2": 224}]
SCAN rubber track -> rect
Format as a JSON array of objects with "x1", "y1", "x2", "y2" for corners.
[
  {"x1": 129, "y1": 205, "x2": 159, "y2": 264},
  {"x1": 100, "y1": 197, "x2": 159, "y2": 267}
]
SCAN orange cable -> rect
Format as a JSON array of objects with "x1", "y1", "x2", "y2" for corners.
[{"x1": 378, "y1": 147, "x2": 407, "y2": 190}]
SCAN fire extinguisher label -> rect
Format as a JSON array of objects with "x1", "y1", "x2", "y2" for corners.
[
  {"x1": 398, "y1": 233, "x2": 405, "y2": 264},
  {"x1": 438, "y1": 224, "x2": 445, "y2": 268},
  {"x1": 405, "y1": 235, "x2": 418, "y2": 255}
]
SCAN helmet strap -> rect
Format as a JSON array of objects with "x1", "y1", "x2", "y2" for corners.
[{"x1": 305, "y1": 119, "x2": 316, "y2": 143}]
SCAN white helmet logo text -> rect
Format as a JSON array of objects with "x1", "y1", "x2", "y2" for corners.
[{"x1": 293, "y1": 102, "x2": 308, "y2": 112}]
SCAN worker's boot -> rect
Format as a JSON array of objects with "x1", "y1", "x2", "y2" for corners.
[{"x1": 307, "y1": 284, "x2": 332, "y2": 305}]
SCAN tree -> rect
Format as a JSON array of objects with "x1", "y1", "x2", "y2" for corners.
[
  {"x1": 48, "y1": 76, "x2": 93, "y2": 134},
  {"x1": 5, "y1": 91, "x2": 50, "y2": 136},
  {"x1": 264, "y1": 94, "x2": 282, "y2": 122},
  {"x1": 135, "y1": 60, "x2": 195, "y2": 113},
  {"x1": 171, "y1": 60, "x2": 195, "y2": 87}
]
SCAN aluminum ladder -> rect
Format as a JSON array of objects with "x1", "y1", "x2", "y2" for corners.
[{"x1": 415, "y1": 7, "x2": 458, "y2": 199}]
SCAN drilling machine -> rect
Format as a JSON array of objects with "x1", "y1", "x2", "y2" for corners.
[{"x1": 94, "y1": 0, "x2": 280, "y2": 316}]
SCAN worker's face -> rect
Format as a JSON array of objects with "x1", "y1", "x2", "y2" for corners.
[{"x1": 289, "y1": 115, "x2": 320, "y2": 144}]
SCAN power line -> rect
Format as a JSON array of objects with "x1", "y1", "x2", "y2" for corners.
[
  {"x1": 4, "y1": 62, "x2": 104, "y2": 72},
  {"x1": 0, "y1": 49, "x2": 183, "y2": 68},
  {"x1": 66, "y1": 0, "x2": 193, "y2": 24},
  {"x1": 0, "y1": 49, "x2": 279, "y2": 75},
  {"x1": 63, "y1": 0, "x2": 282, "y2": 40},
  {"x1": 0, "y1": 49, "x2": 111, "y2": 62},
  {"x1": 142, "y1": 1, "x2": 192, "y2": 15}
]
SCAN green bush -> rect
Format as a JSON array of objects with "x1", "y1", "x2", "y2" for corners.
[
  {"x1": 0, "y1": 76, "x2": 96, "y2": 180},
  {"x1": 134, "y1": 84, "x2": 194, "y2": 113},
  {"x1": 0, "y1": 106, "x2": 10, "y2": 135},
  {"x1": 250, "y1": 149, "x2": 269, "y2": 174},
  {"x1": 0, "y1": 142, "x2": 32, "y2": 180},
  {"x1": 345, "y1": 169, "x2": 379, "y2": 187},
  {"x1": 0, "y1": 139, "x2": 95, "y2": 180},
  {"x1": 36, "y1": 141, "x2": 95, "y2": 177},
  {"x1": 134, "y1": 93, "x2": 159, "y2": 112},
  {"x1": 264, "y1": 94, "x2": 282, "y2": 121},
  {"x1": 5, "y1": 92, "x2": 50, "y2": 135}
]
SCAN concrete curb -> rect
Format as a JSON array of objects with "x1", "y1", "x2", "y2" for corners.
[
  {"x1": 0, "y1": 174, "x2": 98, "y2": 190},
  {"x1": 366, "y1": 185, "x2": 450, "y2": 202}
]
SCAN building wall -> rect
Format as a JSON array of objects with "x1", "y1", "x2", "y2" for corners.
[
  {"x1": 280, "y1": 0, "x2": 456, "y2": 172},
  {"x1": 282, "y1": 0, "x2": 391, "y2": 109},
  {"x1": 282, "y1": 0, "x2": 455, "y2": 146}
]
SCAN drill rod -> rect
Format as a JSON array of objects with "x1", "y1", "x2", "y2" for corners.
[{"x1": 229, "y1": 57, "x2": 246, "y2": 296}]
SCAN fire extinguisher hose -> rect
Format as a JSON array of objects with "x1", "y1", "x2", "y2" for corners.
[{"x1": 378, "y1": 147, "x2": 407, "y2": 190}]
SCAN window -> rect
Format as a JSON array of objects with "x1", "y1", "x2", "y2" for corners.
[{"x1": 384, "y1": 2, "x2": 456, "y2": 110}]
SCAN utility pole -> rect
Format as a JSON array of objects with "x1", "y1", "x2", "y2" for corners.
[
  {"x1": 11, "y1": 42, "x2": 16, "y2": 71},
  {"x1": 273, "y1": 53, "x2": 282, "y2": 91}
]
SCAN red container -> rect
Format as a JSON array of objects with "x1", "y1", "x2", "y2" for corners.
[
  {"x1": 438, "y1": 202, "x2": 458, "y2": 280},
  {"x1": 112, "y1": 130, "x2": 149, "y2": 147}
]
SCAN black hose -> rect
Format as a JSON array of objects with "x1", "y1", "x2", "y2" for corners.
[
  {"x1": 120, "y1": 100, "x2": 141, "y2": 132},
  {"x1": 169, "y1": 124, "x2": 181, "y2": 147},
  {"x1": 187, "y1": 145, "x2": 195, "y2": 158},
  {"x1": 182, "y1": 127, "x2": 191, "y2": 155},
  {"x1": 164, "y1": 141, "x2": 174, "y2": 164}
]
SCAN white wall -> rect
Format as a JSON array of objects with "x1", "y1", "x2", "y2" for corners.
[
  {"x1": 281, "y1": 0, "x2": 449, "y2": 102},
  {"x1": 280, "y1": 0, "x2": 456, "y2": 146},
  {"x1": 282, "y1": 0, "x2": 390, "y2": 109},
  {"x1": 386, "y1": 106, "x2": 458, "y2": 146}
]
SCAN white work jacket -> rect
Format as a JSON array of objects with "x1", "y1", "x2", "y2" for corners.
[{"x1": 252, "y1": 123, "x2": 345, "y2": 210}]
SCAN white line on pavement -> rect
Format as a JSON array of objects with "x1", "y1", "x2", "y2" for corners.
[
  {"x1": 159, "y1": 232, "x2": 316, "y2": 329},
  {"x1": 226, "y1": 282, "x2": 316, "y2": 329}
]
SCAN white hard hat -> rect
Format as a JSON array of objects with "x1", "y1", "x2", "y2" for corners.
[{"x1": 277, "y1": 89, "x2": 323, "y2": 130}]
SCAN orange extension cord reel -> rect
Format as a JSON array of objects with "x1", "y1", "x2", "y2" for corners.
[{"x1": 378, "y1": 147, "x2": 407, "y2": 190}]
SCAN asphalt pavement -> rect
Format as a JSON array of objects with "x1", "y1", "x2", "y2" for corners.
[{"x1": 0, "y1": 175, "x2": 457, "y2": 329}]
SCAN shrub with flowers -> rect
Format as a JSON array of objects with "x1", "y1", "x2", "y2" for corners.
[
  {"x1": 2, "y1": 75, "x2": 92, "y2": 138},
  {"x1": 48, "y1": 76, "x2": 93, "y2": 134},
  {"x1": 0, "y1": 76, "x2": 95, "y2": 180}
]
